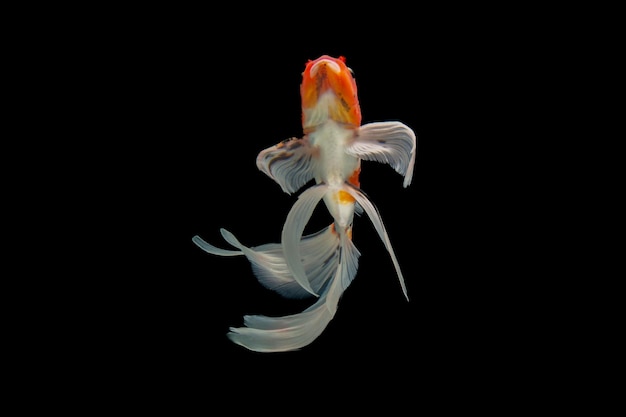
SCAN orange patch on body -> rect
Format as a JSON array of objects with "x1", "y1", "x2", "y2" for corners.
[
  {"x1": 330, "y1": 224, "x2": 353, "y2": 239},
  {"x1": 348, "y1": 168, "x2": 361, "y2": 188},
  {"x1": 337, "y1": 190, "x2": 355, "y2": 204}
]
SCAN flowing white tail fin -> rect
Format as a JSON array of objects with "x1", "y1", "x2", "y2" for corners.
[
  {"x1": 192, "y1": 181, "x2": 408, "y2": 351},
  {"x1": 193, "y1": 225, "x2": 344, "y2": 299},
  {"x1": 227, "y1": 232, "x2": 360, "y2": 352}
]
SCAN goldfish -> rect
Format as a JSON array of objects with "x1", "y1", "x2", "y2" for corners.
[{"x1": 193, "y1": 55, "x2": 416, "y2": 352}]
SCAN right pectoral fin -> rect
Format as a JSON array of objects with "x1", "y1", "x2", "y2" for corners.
[{"x1": 346, "y1": 121, "x2": 417, "y2": 188}]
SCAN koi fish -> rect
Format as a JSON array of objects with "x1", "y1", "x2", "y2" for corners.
[{"x1": 193, "y1": 55, "x2": 416, "y2": 352}]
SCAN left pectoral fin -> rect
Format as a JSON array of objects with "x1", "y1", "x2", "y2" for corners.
[
  {"x1": 256, "y1": 136, "x2": 318, "y2": 194},
  {"x1": 347, "y1": 121, "x2": 417, "y2": 188}
]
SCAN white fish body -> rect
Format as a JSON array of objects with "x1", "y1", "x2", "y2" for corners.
[{"x1": 193, "y1": 55, "x2": 416, "y2": 352}]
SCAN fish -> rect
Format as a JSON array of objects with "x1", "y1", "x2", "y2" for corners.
[{"x1": 192, "y1": 55, "x2": 417, "y2": 352}]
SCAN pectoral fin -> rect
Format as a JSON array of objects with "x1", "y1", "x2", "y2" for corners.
[
  {"x1": 347, "y1": 121, "x2": 417, "y2": 188},
  {"x1": 256, "y1": 136, "x2": 318, "y2": 194}
]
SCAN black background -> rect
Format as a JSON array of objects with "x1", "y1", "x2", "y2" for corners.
[
  {"x1": 160, "y1": 42, "x2": 516, "y2": 370},
  {"x1": 60, "y1": 9, "x2": 565, "y2": 405}
]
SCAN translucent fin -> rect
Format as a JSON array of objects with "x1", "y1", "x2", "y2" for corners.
[
  {"x1": 282, "y1": 184, "x2": 329, "y2": 297},
  {"x1": 227, "y1": 226, "x2": 361, "y2": 352},
  {"x1": 256, "y1": 136, "x2": 318, "y2": 194},
  {"x1": 221, "y1": 226, "x2": 342, "y2": 299},
  {"x1": 194, "y1": 224, "x2": 344, "y2": 299},
  {"x1": 347, "y1": 121, "x2": 417, "y2": 188},
  {"x1": 345, "y1": 184, "x2": 409, "y2": 301},
  {"x1": 227, "y1": 294, "x2": 334, "y2": 352},
  {"x1": 327, "y1": 232, "x2": 361, "y2": 310},
  {"x1": 192, "y1": 234, "x2": 243, "y2": 257}
]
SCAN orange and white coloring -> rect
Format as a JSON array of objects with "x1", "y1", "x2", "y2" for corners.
[{"x1": 193, "y1": 55, "x2": 417, "y2": 352}]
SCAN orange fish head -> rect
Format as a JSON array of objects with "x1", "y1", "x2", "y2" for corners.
[{"x1": 300, "y1": 55, "x2": 362, "y2": 130}]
